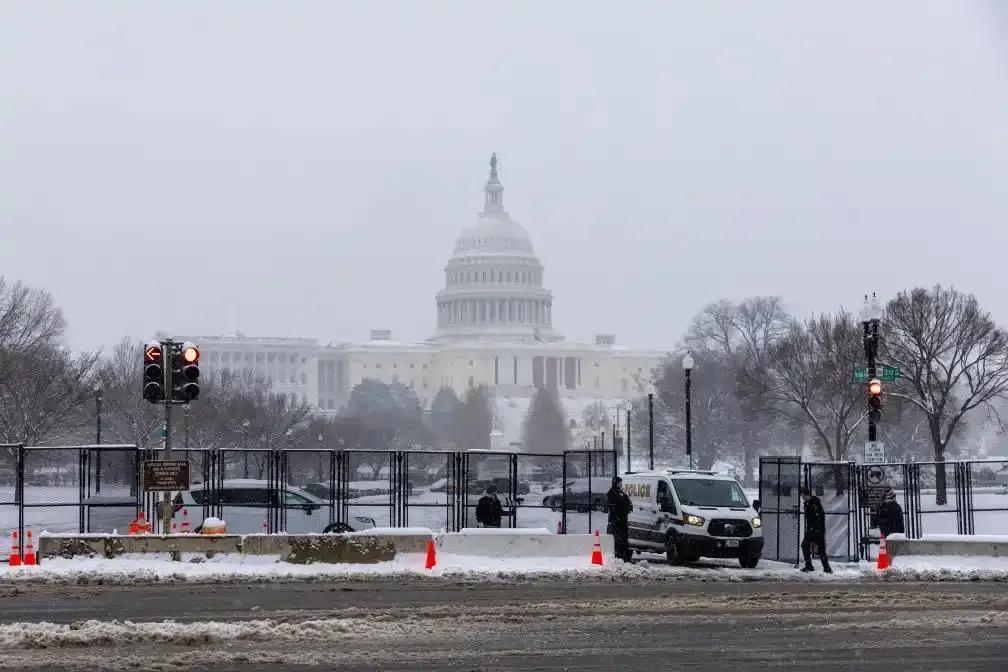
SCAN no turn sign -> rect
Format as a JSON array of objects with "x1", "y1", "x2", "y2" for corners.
[{"x1": 865, "y1": 465, "x2": 886, "y2": 485}]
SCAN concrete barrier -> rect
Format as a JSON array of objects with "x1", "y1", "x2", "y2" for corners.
[
  {"x1": 436, "y1": 529, "x2": 615, "y2": 559},
  {"x1": 887, "y1": 534, "x2": 1008, "y2": 559},
  {"x1": 39, "y1": 534, "x2": 242, "y2": 561},
  {"x1": 242, "y1": 534, "x2": 396, "y2": 564}
]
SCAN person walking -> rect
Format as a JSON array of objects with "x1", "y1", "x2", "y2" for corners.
[
  {"x1": 877, "y1": 488, "x2": 905, "y2": 538},
  {"x1": 476, "y1": 484, "x2": 503, "y2": 528},
  {"x1": 607, "y1": 477, "x2": 633, "y2": 562},
  {"x1": 800, "y1": 487, "x2": 832, "y2": 573}
]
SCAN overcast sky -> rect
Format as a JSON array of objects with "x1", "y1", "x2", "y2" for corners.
[{"x1": 2, "y1": 1, "x2": 1006, "y2": 353}]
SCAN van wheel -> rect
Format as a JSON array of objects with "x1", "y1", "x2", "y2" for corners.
[
  {"x1": 323, "y1": 522, "x2": 354, "y2": 534},
  {"x1": 665, "y1": 537, "x2": 684, "y2": 566},
  {"x1": 739, "y1": 552, "x2": 760, "y2": 569}
]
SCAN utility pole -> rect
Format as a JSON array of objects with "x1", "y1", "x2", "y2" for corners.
[
  {"x1": 683, "y1": 353, "x2": 695, "y2": 470},
  {"x1": 162, "y1": 338, "x2": 175, "y2": 535},
  {"x1": 625, "y1": 404, "x2": 631, "y2": 475}
]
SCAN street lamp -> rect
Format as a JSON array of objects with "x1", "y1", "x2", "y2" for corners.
[
  {"x1": 93, "y1": 381, "x2": 103, "y2": 493},
  {"x1": 624, "y1": 400, "x2": 632, "y2": 474},
  {"x1": 682, "y1": 352, "x2": 695, "y2": 470},
  {"x1": 647, "y1": 382, "x2": 655, "y2": 471}
]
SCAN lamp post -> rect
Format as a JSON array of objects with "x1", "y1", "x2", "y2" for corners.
[
  {"x1": 682, "y1": 352, "x2": 695, "y2": 470},
  {"x1": 93, "y1": 382, "x2": 103, "y2": 493},
  {"x1": 647, "y1": 385, "x2": 655, "y2": 471},
  {"x1": 625, "y1": 400, "x2": 632, "y2": 474}
]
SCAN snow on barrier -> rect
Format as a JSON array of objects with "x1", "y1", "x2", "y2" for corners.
[
  {"x1": 886, "y1": 533, "x2": 1008, "y2": 559},
  {"x1": 436, "y1": 528, "x2": 616, "y2": 559}
]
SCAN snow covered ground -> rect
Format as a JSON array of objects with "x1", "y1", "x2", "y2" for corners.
[{"x1": 2, "y1": 551, "x2": 1006, "y2": 586}]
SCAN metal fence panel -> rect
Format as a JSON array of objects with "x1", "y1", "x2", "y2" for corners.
[
  {"x1": 759, "y1": 456, "x2": 801, "y2": 564},
  {"x1": 965, "y1": 461, "x2": 1008, "y2": 535},
  {"x1": 804, "y1": 462, "x2": 856, "y2": 561}
]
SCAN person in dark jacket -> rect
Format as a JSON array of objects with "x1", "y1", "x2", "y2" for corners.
[
  {"x1": 607, "y1": 477, "x2": 634, "y2": 562},
  {"x1": 800, "y1": 487, "x2": 832, "y2": 573},
  {"x1": 876, "y1": 488, "x2": 905, "y2": 538},
  {"x1": 476, "y1": 485, "x2": 504, "y2": 528}
]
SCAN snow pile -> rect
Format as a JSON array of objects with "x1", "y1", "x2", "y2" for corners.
[
  {"x1": 880, "y1": 555, "x2": 1008, "y2": 582},
  {"x1": 0, "y1": 616, "x2": 413, "y2": 649}
]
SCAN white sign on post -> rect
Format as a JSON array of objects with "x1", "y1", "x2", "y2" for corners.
[{"x1": 863, "y1": 441, "x2": 886, "y2": 464}]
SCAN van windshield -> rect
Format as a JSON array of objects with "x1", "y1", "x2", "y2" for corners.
[{"x1": 672, "y1": 479, "x2": 749, "y2": 508}]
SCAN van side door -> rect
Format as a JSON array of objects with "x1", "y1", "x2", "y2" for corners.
[{"x1": 627, "y1": 479, "x2": 662, "y2": 550}]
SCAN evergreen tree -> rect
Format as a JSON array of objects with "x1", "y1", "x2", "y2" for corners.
[
  {"x1": 454, "y1": 385, "x2": 492, "y2": 451},
  {"x1": 430, "y1": 386, "x2": 462, "y2": 449},
  {"x1": 521, "y1": 387, "x2": 569, "y2": 454}
]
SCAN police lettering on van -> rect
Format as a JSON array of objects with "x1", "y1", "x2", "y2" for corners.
[{"x1": 622, "y1": 470, "x2": 763, "y2": 569}]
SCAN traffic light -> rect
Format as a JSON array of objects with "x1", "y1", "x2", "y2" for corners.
[
  {"x1": 142, "y1": 341, "x2": 164, "y2": 403},
  {"x1": 868, "y1": 378, "x2": 882, "y2": 423},
  {"x1": 179, "y1": 341, "x2": 200, "y2": 402}
]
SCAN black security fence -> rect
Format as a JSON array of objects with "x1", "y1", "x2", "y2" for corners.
[
  {"x1": 760, "y1": 457, "x2": 1008, "y2": 563},
  {"x1": 3, "y1": 444, "x2": 617, "y2": 542}
]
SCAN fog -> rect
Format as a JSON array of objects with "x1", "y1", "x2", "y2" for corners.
[{"x1": 2, "y1": 1, "x2": 1006, "y2": 352}]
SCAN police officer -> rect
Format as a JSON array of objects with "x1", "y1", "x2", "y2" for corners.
[
  {"x1": 476, "y1": 484, "x2": 504, "y2": 528},
  {"x1": 607, "y1": 477, "x2": 633, "y2": 562},
  {"x1": 877, "y1": 488, "x2": 905, "y2": 538},
  {"x1": 800, "y1": 487, "x2": 832, "y2": 573}
]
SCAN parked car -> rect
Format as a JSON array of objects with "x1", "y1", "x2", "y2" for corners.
[
  {"x1": 170, "y1": 479, "x2": 376, "y2": 534},
  {"x1": 541, "y1": 477, "x2": 610, "y2": 512}
]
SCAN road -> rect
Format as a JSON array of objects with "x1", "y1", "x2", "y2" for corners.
[{"x1": 1, "y1": 579, "x2": 1006, "y2": 671}]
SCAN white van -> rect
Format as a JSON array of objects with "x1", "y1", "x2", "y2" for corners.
[
  {"x1": 623, "y1": 470, "x2": 763, "y2": 568},
  {"x1": 171, "y1": 479, "x2": 376, "y2": 534}
]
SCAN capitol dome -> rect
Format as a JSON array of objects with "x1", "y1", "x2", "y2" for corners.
[{"x1": 431, "y1": 154, "x2": 561, "y2": 343}]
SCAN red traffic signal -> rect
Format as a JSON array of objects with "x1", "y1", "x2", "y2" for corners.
[
  {"x1": 142, "y1": 341, "x2": 164, "y2": 403},
  {"x1": 868, "y1": 379, "x2": 882, "y2": 398},
  {"x1": 868, "y1": 378, "x2": 882, "y2": 422},
  {"x1": 179, "y1": 341, "x2": 200, "y2": 401}
]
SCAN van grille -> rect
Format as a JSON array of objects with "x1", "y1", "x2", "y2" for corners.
[{"x1": 708, "y1": 519, "x2": 752, "y2": 538}]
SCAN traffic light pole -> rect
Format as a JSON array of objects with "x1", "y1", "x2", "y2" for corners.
[
  {"x1": 162, "y1": 339, "x2": 175, "y2": 534},
  {"x1": 864, "y1": 320, "x2": 879, "y2": 443}
]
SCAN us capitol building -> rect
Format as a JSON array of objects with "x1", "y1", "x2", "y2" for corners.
[{"x1": 178, "y1": 155, "x2": 664, "y2": 444}]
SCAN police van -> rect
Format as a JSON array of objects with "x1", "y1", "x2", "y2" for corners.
[{"x1": 623, "y1": 470, "x2": 763, "y2": 568}]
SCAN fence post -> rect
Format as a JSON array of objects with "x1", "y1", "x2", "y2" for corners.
[{"x1": 17, "y1": 444, "x2": 24, "y2": 553}]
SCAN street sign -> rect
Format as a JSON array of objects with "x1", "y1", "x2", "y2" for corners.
[
  {"x1": 881, "y1": 366, "x2": 901, "y2": 382},
  {"x1": 143, "y1": 460, "x2": 190, "y2": 491},
  {"x1": 859, "y1": 485, "x2": 888, "y2": 509},
  {"x1": 865, "y1": 464, "x2": 886, "y2": 484},
  {"x1": 853, "y1": 366, "x2": 901, "y2": 383},
  {"x1": 863, "y1": 441, "x2": 886, "y2": 464}
]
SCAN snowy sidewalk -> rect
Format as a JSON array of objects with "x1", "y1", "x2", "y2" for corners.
[{"x1": 3, "y1": 553, "x2": 1008, "y2": 585}]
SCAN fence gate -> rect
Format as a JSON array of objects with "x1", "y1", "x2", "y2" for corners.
[{"x1": 759, "y1": 456, "x2": 802, "y2": 565}]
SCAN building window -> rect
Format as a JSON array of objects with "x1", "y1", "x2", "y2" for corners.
[
  {"x1": 469, "y1": 360, "x2": 474, "y2": 366},
  {"x1": 376, "y1": 363, "x2": 382, "y2": 369},
  {"x1": 494, "y1": 356, "x2": 499, "y2": 386},
  {"x1": 392, "y1": 374, "x2": 399, "y2": 384},
  {"x1": 410, "y1": 363, "x2": 415, "y2": 369},
  {"x1": 423, "y1": 379, "x2": 428, "y2": 388},
  {"x1": 468, "y1": 375, "x2": 474, "y2": 388},
  {"x1": 300, "y1": 373, "x2": 307, "y2": 384},
  {"x1": 422, "y1": 363, "x2": 428, "y2": 370},
  {"x1": 393, "y1": 363, "x2": 397, "y2": 369}
]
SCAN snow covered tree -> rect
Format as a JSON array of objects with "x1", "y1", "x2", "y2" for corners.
[
  {"x1": 429, "y1": 386, "x2": 461, "y2": 449},
  {"x1": 885, "y1": 286, "x2": 1008, "y2": 504},
  {"x1": 653, "y1": 351, "x2": 743, "y2": 471},
  {"x1": 684, "y1": 296, "x2": 789, "y2": 483},
  {"x1": 521, "y1": 386, "x2": 569, "y2": 454},
  {"x1": 346, "y1": 378, "x2": 427, "y2": 451},
  {"x1": 743, "y1": 312, "x2": 866, "y2": 462},
  {"x1": 454, "y1": 385, "x2": 492, "y2": 451}
]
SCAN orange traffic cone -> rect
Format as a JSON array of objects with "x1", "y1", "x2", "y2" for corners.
[
  {"x1": 23, "y1": 529, "x2": 36, "y2": 566},
  {"x1": 424, "y1": 538, "x2": 437, "y2": 570},
  {"x1": 877, "y1": 534, "x2": 890, "y2": 570},
  {"x1": 8, "y1": 531, "x2": 21, "y2": 567},
  {"x1": 590, "y1": 529, "x2": 604, "y2": 566},
  {"x1": 180, "y1": 510, "x2": 191, "y2": 534},
  {"x1": 137, "y1": 512, "x2": 151, "y2": 534},
  {"x1": 128, "y1": 516, "x2": 139, "y2": 535}
]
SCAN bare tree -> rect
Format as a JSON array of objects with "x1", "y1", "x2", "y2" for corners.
[
  {"x1": 0, "y1": 278, "x2": 66, "y2": 371},
  {"x1": 685, "y1": 296, "x2": 790, "y2": 483},
  {"x1": 744, "y1": 312, "x2": 867, "y2": 463},
  {"x1": 885, "y1": 286, "x2": 1008, "y2": 504},
  {"x1": 0, "y1": 343, "x2": 99, "y2": 446}
]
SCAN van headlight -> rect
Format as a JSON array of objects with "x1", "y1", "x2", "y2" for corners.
[
  {"x1": 752, "y1": 517, "x2": 762, "y2": 529},
  {"x1": 684, "y1": 514, "x2": 705, "y2": 527}
]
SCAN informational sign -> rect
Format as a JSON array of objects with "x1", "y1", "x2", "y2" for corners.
[
  {"x1": 880, "y1": 366, "x2": 901, "y2": 382},
  {"x1": 852, "y1": 368, "x2": 870, "y2": 383},
  {"x1": 143, "y1": 460, "x2": 190, "y2": 491},
  {"x1": 859, "y1": 485, "x2": 888, "y2": 509},
  {"x1": 863, "y1": 441, "x2": 886, "y2": 464}
]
